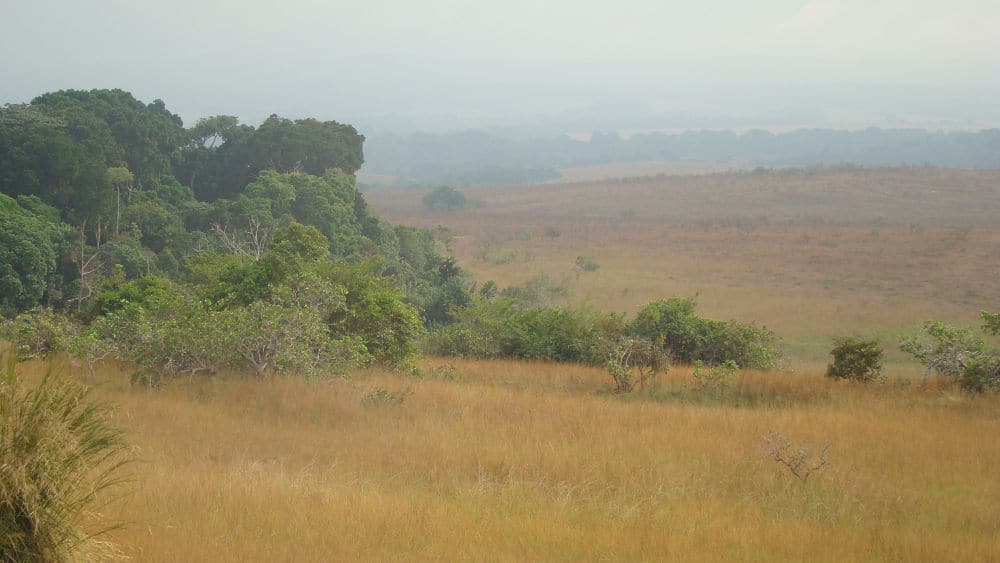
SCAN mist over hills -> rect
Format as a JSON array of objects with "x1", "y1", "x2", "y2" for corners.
[{"x1": 361, "y1": 126, "x2": 1000, "y2": 188}]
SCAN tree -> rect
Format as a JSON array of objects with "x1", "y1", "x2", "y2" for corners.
[
  {"x1": 826, "y1": 337, "x2": 883, "y2": 382},
  {"x1": 104, "y1": 166, "x2": 133, "y2": 236},
  {"x1": 0, "y1": 195, "x2": 71, "y2": 315},
  {"x1": 901, "y1": 318, "x2": 1000, "y2": 392},
  {"x1": 423, "y1": 186, "x2": 466, "y2": 210}
]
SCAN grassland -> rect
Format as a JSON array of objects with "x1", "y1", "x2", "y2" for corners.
[
  {"x1": 365, "y1": 167, "x2": 1000, "y2": 365},
  {"x1": 19, "y1": 166, "x2": 999, "y2": 561},
  {"x1": 19, "y1": 356, "x2": 995, "y2": 561}
]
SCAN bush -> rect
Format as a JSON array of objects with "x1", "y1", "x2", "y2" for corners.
[
  {"x1": 901, "y1": 318, "x2": 1000, "y2": 392},
  {"x1": 826, "y1": 337, "x2": 883, "y2": 382},
  {"x1": 630, "y1": 297, "x2": 780, "y2": 370},
  {"x1": 574, "y1": 255, "x2": 600, "y2": 272},
  {"x1": 0, "y1": 356, "x2": 132, "y2": 560},
  {"x1": 0, "y1": 308, "x2": 79, "y2": 361},
  {"x1": 422, "y1": 186, "x2": 466, "y2": 210},
  {"x1": 605, "y1": 336, "x2": 669, "y2": 392},
  {"x1": 424, "y1": 298, "x2": 622, "y2": 364},
  {"x1": 692, "y1": 359, "x2": 739, "y2": 396}
]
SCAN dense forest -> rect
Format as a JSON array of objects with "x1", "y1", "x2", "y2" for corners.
[
  {"x1": 0, "y1": 89, "x2": 474, "y2": 375},
  {"x1": 363, "y1": 127, "x2": 1000, "y2": 187}
]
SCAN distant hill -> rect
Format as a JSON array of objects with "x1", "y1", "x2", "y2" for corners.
[{"x1": 361, "y1": 127, "x2": 1000, "y2": 188}]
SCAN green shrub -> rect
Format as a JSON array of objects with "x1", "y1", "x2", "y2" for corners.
[
  {"x1": 826, "y1": 337, "x2": 883, "y2": 382},
  {"x1": 0, "y1": 356, "x2": 132, "y2": 560},
  {"x1": 605, "y1": 336, "x2": 669, "y2": 392},
  {"x1": 901, "y1": 318, "x2": 1000, "y2": 393},
  {"x1": 424, "y1": 298, "x2": 622, "y2": 364},
  {"x1": 0, "y1": 308, "x2": 79, "y2": 361},
  {"x1": 630, "y1": 297, "x2": 780, "y2": 370},
  {"x1": 692, "y1": 359, "x2": 739, "y2": 396}
]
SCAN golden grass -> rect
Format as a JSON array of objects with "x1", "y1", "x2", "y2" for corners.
[{"x1": 18, "y1": 356, "x2": 997, "y2": 561}]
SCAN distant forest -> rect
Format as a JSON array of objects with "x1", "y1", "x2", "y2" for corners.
[{"x1": 363, "y1": 127, "x2": 1000, "y2": 187}]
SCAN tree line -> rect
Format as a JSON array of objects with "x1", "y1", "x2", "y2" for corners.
[{"x1": 363, "y1": 127, "x2": 1000, "y2": 187}]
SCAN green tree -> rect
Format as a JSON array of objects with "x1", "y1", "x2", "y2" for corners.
[
  {"x1": 0, "y1": 194, "x2": 72, "y2": 315},
  {"x1": 901, "y1": 319, "x2": 1000, "y2": 392}
]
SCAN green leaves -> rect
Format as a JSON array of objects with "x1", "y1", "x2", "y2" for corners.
[{"x1": 901, "y1": 318, "x2": 1000, "y2": 392}]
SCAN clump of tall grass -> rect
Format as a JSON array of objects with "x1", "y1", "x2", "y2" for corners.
[{"x1": 0, "y1": 355, "x2": 132, "y2": 561}]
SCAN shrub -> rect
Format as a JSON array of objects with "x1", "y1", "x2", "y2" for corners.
[
  {"x1": 826, "y1": 337, "x2": 883, "y2": 382},
  {"x1": 692, "y1": 359, "x2": 739, "y2": 396},
  {"x1": 901, "y1": 318, "x2": 1000, "y2": 392},
  {"x1": 574, "y1": 255, "x2": 600, "y2": 272},
  {"x1": 605, "y1": 336, "x2": 669, "y2": 392},
  {"x1": 0, "y1": 356, "x2": 132, "y2": 560},
  {"x1": 361, "y1": 386, "x2": 411, "y2": 407},
  {"x1": 0, "y1": 308, "x2": 79, "y2": 361},
  {"x1": 630, "y1": 297, "x2": 780, "y2": 370},
  {"x1": 424, "y1": 298, "x2": 622, "y2": 364}
]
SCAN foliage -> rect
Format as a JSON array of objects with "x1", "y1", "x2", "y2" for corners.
[
  {"x1": 323, "y1": 260, "x2": 424, "y2": 365},
  {"x1": 900, "y1": 319, "x2": 1000, "y2": 392},
  {"x1": 176, "y1": 114, "x2": 364, "y2": 201},
  {"x1": 826, "y1": 337, "x2": 884, "y2": 382},
  {"x1": 0, "y1": 308, "x2": 79, "y2": 361},
  {"x1": 0, "y1": 194, "x2": 72, "y2": 315},
  {"x1": 630, "y1": 297, "x2": 780, "y2": 369},
  {"x1": 983, "y1": 311, "x2": 1000, "y2": 336},
  {"x1": 692, "y1": 359, "x2": 739, "y2": 396},
  {"x1": 0, "y1": 356, "x2": 132, "y2": 560},
  {"x1": 216, "y1": 278, "x2": 366, "y2": 377},
  {"x1": 422, "y1": 186, "x2": 466, "y2": 210},
  {"x1": 425, "y1": 298, "x2": 621, "y2": 364},
  {"x1": 605, "y1": 336, "x2": 670, "y2": 392}
]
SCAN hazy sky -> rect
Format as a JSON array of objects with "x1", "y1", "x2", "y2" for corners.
[{"x1": 3, "y1": 0, "x2": 999, "y2": 131}]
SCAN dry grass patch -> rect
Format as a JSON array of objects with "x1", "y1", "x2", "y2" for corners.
[{"x1": 18, "y1": 355, "x2": 992, "y2": 561}]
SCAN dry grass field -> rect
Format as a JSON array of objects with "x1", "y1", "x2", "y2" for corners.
[
  {"x1": 366, "y1": 167, "x2": 1000, "y2": 365},
  {"x1": 13, "y1": 167, "x2": 999, "y2": 561},
  {"x1": 18, "y1": 356, "x2": 999, "y2": 561}
]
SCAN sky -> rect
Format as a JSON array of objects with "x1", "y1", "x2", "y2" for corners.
[{"x1": 3, "y1": 0, "x2": 999, "y2": 132}]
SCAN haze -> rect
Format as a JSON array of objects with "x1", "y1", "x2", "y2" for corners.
[{"x1": 3, "y1": 0, "x2": 999, "y2": 131}]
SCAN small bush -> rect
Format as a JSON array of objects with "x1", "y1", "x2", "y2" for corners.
[
  {"x1": 361, "y1": 386, "x2": 411, "y2": 407},
  {"x1": 574, "y1": 255, "x2": 600, "y2": 272},
  {"x1": 0, "y1": 308, "x2": 79, "y2": 361},
  {"x1": 605, "y1": 336, "x2": 669, "y2": 392},
  {"x1": 422, "y1": 186, "x2": 466, "y2": 210},
  {"x1": 692, "y1": 359, "x2": 739, "y2": 396},
  {"x1": 0, "y1": 356, "x2": 132, "y2": 560},
  {"x1": 826, "y1": 336, "x2": 883, "y2": 382}
]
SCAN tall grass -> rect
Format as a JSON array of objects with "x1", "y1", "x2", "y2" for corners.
[
  {"x1": 59, "y1": 356, "x2": 1000, "y2": 561},
  {"x1": 0, "y1": 354, "x2": 132, "y2": 561}
]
